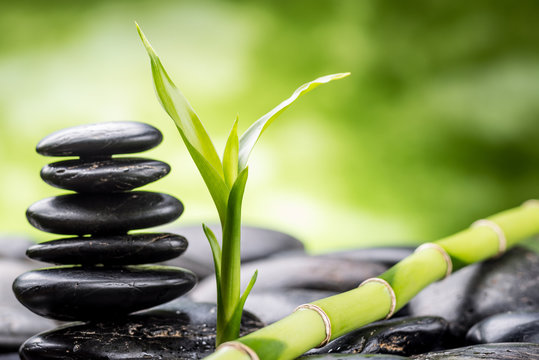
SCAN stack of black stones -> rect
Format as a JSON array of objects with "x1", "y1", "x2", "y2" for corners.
[{"x1": 12, "y1": 122, "x2": 204, "y2": 359}]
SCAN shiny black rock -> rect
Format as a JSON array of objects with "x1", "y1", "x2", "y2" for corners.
[
  {"x1": 412, "y1": 343, "x2": 539, "y2": 359},
  {"x1": 466, "y1": 311, "x2": 539, "y2": 344},
  {"x1": 40, "y1": 158, "x2": 170, "y2": 193},
  {"x1": 36, "y1": 121, "x2": 162, "y2": 157},
  {"x1": 306, "y1": 316, "x2": 449, "y2": 357},
  {"x1": 26, "y1": 191, "x2": 183, "y2": 235},
  {"x1": 26, "y1": 233, "x2": 188, "y2": 265},
  {"x1": 12, "y1": 265, "x2": 197, "y2": 321},
  {"x1": 19, "y1": 299, "x2": 263, "y2": 360}
]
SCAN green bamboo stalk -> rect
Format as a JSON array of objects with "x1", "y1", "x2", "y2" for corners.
[{"x1": 204, "y1": 200, "x2": 539, "y2": 360}]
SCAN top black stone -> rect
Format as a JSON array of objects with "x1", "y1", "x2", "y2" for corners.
[{"x1": 36, "y1": 121, "x2": 163, "y2": 157}]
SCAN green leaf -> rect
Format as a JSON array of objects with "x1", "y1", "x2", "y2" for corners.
[
  {"x1": 222, "y1": 269, "x2": 258, "y2": 343},
  {"x1": 203, "y1": 223, "x2": 225, "y2": 343},
  {"x1": 184, "y1": 136, "x2": 228, "y2": 224},
  {"x1": 218, "y1": 167, "x2": 249, "y2": 344},
  {"x1": 136, "y1": 23, "x2": 224, "y2": 178},
  {"x1": 202, "y1": 223, "x2": 222, "y2": 284},
  {"x1": 238, "y1": 72, "x2": 350, "y2": 171},
  {"x1": 239, "y1": 269, "x2": 258, "y2": 310},
  {"x1": 223, "y1": 116, "x2": 239, "y2": 188}
]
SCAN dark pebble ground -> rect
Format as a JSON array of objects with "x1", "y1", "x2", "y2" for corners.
[{"x1": 1, "y1": 231, "x2": 538, "y2": 359}]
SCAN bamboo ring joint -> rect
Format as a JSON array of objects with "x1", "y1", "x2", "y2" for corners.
[
  {"x1": 471, "y1": 219, "x2": 507, "y2": 256},
  {"x1": 522, "y1": 199, "x2": 539, "y2": 208},
  {"x1": 216, "y1": 341, "x2": 260, "y2": 360},
  {"x1": 294, "y1": 303, "x2": 332, "y2": 347},
  {"x1": 358, "y1": 278, "x2": 396, "y2": 319},
  {"x1": 414, "y1": 243, "x2": 453, "y2": 279}
]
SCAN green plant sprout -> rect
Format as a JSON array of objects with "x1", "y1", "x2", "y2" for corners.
[
  {"x1": 203, "y1": 202, "x2": 539, "y2": 360},
  {"x1": 136, "y1": 23, "x2": 350, "y2": 345}
]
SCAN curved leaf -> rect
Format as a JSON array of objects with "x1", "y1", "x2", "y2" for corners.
[
  {"x1": 223, "y1": 116, "x2": 239, "y2": 188},
  {"x1": 238, "y1": 72, "x2": 350, "y2": 171},
  {"x1": 137, "y1": 23, "x2": 224, "y2": 178}
]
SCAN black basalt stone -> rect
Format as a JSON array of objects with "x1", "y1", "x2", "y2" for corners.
[
  {"x1": 302, "y1": 355, "x2": 409, "y2": 360},
  {"x1": 306, "y1": 316, "x2": 449, "y2": 357},
  {"x1": 466, "y1": 311, "x2": 539, "y2": 344},
  {"x1": 41, "y1": 158, "x2": 170, "y2": 193},
  {"x1": 26, "y1": 233, "x2": 188, "y2": 265},
  {"x1": 20, "y1": 300, "x2": 263, "y2": 360},
  {"x1": 13, "y1": 265, "x2": 197, "y2": 321},
  {"x1": 408, "y1": 247, "x2": 539, "y2": 339},
  {"x1": 36, "y1": 121, "x2": 163, "y2": 157},
  {"x1": 411, "y1": 343, "x2": 539, "y2": 359},
  {"x1": 26, "y1": 191, "x2": 183, "y2": 235}
]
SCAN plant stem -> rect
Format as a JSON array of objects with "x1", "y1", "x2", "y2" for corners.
[
  {"x1": 204, "y1": 201, "x2": 539, "y2": 360},
  {"x1": 217, "y1": 169, "x2": 249, "y2": 345}
]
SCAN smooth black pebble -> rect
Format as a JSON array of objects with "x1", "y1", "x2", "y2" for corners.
[
  {"x1": 26, "y1": 233, "x2": 188, "y2": 265},
  {"x1": 466, "y1": 311, "x2": 539, "y2": 344},
  {"x1": 306, "y1": 316, "x2": 449, "y2": 357},
  {"x1": 40, "y1": 158, "x2": 170, "y2": 193},
  {"x1": 36, "y1": 121, "x2": 163, "y2": 157},
  {"x1": 20, "y1": 300, "x2": 263, "y2": 360},
  {"x1": 408, "y1": 247, "x2": 539, "y2": 338},
  {"x1": 13, "y1": 265, "x2": 197, "y2": 321},
  {"x1": 26, "y1": 191, "x2": 183, "y2": 235},
  {"x1": 411, "y1": 342, "x2": 539, "y2": 359}
]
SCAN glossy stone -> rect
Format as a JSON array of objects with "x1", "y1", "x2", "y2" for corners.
[
  {"x1": 409, "y1": 247, "x2": 539, "y2": 338},
  {"x1": 412, "y1": 343, "x2": 539, "y2": 359},
  {"x1": 466, "y1": 311, "x2": 539, "y2": 344},
  {"x1": 13, "y1": 265, "x2": 197, "y2": 321},
  {"x1": 20, "y1": 300, "x2": 263, "y2": 360},
  {"x1": 190, "y1": 254, "x2": 388, "y2": 302},
  {"x1": 41, "y1": 158, "x2": 170, "y2": 193},
  {"x1": 306, "y1": 316, "x2": 449, "y2": 357},
  {"x1": 0, "y1": 259, "x2": 57, "y2": 350},
  {"x1": 164, "y1": 225, "x2": 305, "y2": 278},
  {"x1": 26, "y1": 191, "x2": 183, "y2": 235},
  {"x1": 301, "y1": 355, "x2": 409, "y2": 360},
  {"x1": 26, "y1": 233, "x2": 188, "y2": 265},
  {"x1": 36, "y1": 121, "x2": 162, "y2": 157}
]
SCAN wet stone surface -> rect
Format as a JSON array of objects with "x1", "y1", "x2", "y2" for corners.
[
  {"x1": 41, "y1": 158, "x2": 170, "y2": 193},
  {"x1": 302, "y1": 355, "x2": 409, "y2": 359},
  {"x1": 408, "y1": 247, "x2": 539, "y2": 339},
  {"x1": 36, "y1": 121, "x2": 163, "y2": 157},
  {"x1": 26, "y1": 192, "x2": 183, "y2": 235},
  {"x1": 411, "y1": 342, "x2": 539, "y2": 359},
  {"x1": 466, "y1": 311, "x2": 539, "y2": 344},
  {"x1": 13, "y1": 265, "x2": 197, "y2": 321},
  {"x1": 26, "y1": 233, "x2": 188, "y2": 265},
  {"x1": 306, "y1": 316, "x2": 450, "y2": 357},
  {"x1": 20, "y1": 299, "x2": 264, "y2": 360},
  {"x1": 0, "y1": 257, "x2": 57, "y2": 351}
]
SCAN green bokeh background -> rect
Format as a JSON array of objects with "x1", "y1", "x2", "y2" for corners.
[{"x1": 1, "y1": 0, "x2": 537, "y2": 252}]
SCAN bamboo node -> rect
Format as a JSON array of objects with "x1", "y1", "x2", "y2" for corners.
[
  {"x1": 414, "y1": 243, "x2": 453, "y2": 279},
  {"x1": 471, "y1": 219, "x2": 507, "y2": 256},
  {"x1": 216, "y1": 341, "x2": 259, "y2": 360},
  {"x1": 522, "y1": 199, "x2": 539, "y2": 208},
  {"x1": 294, "y1": 303, "x2": 332, "y2": 347},
  {"x1": 358, "y1": 278, "x2": 396, "y2": 319}
]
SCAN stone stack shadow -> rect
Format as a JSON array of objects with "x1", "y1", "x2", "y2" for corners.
[{"x1": 12, "y1": 121, "x2": 197, "y2": 358}]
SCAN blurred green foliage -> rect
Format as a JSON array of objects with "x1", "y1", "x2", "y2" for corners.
[{"x1": 0, "y1": 0, "x2": 538, "y2": 251}]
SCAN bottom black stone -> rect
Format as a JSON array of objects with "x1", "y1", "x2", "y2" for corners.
[{"x1": 20, "y1": 299, "x2": 264, "y2": 360}]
